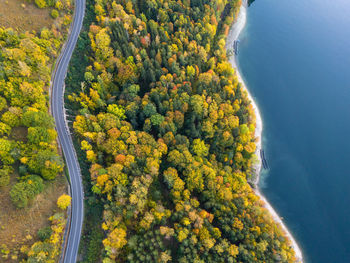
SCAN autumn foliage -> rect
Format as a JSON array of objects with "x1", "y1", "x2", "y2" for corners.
[
  {"x1": 57, "y1": 194, "x2": 71, "y2": 210},
  {"x1": 68, "y1": 0, "x2": 297, "y2": 262},
  {"x1": 0, "y1": 2, "x2": 73, "y2": 261}
]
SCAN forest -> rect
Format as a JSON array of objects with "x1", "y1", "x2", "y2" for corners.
[
  {"x1": 0, "y1": 0, "x2": 72, "y2": 261},
  {"x1": 65, "y1": 0, "x2": 297, "y2": 262}
]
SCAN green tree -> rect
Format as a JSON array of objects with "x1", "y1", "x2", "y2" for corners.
[
  {"x1": 107, "y1": 104, "x2": 126, "y2": 120},
  {"x1": 22, "y1": 110, "x2": 54, "y2": 128},
  {"x1": 10, "y1": 175, "x2": 44, "y2": 208},
  {"x1": 192, "y1": 139, "x2": 209, "y2": 157},
  {"x1": 150, "y1": 114, "x2": 164, "y2": 126},
  {"x1": 28, "y1": 150, "x2": 63, "y2": 180}
]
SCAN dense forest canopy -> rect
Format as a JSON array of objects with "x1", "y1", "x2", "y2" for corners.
[
  {"x1": 67, "y1": 0, "x2": 297, "y2": 262},
  {"x1": 0, "y1": 27, "x2": 65, "y2": 205}
]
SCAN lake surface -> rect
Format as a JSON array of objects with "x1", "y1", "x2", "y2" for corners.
[{"x1": 237, "y1": 0, "x2": 350, "y2": 262}]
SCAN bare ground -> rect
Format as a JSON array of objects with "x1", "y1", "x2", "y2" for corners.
[
  {"x1": 0, "y1": 0, "x2": 53, "y2": 33},
  {"x1": 0, "y1": 175, "x2": 67, "y2": 261}
]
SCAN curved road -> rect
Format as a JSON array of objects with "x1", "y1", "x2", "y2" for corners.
[{"x1": 51, "y1": 0, "x2": 85, "y2": 262}]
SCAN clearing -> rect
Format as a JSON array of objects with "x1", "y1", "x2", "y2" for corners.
[
  {"x1": 0, "y1": 175, "x2": 67, "y2": 261},
  {"x1": 0, "y1": 0, "x2": 53, "y2": 33}
]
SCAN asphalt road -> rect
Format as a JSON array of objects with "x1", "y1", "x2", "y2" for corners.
[{"x1": 51, "y1": 0, "x2": 85, "y2": 262}]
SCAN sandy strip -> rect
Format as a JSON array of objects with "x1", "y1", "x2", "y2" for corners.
[{"x1": 225, "y1": 1, "x2": 303, "y2": 261}]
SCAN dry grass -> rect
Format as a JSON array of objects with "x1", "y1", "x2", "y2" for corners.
[
  {"x1": 0, "y1": 175, "x2": 67, "y2": 261},
  {"x1": 10, "y1": 126, "x2": 28, "y2": 142},
  {"x1": 0, "y1": 0, "x2": 54, "y2": 33}
]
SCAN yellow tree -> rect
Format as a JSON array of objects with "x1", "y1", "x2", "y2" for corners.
[{"x1": 57, "y1": 194, "x2": 71, "y2": 210}]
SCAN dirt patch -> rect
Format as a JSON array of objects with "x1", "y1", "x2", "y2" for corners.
[
  {"x1": 10, "y1": 126, "x2": 27, "y2": 142},
  {"x1": 0, "y1": 175, "x2": 67, "y2": 261},
  {"x1": 0, "y1": 0, "x2": 54, "y2": 33}
]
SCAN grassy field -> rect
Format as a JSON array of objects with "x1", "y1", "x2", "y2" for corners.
[
  {"x1": 0, "y1": 0, "x2": 53, "y2": 32},
  {"x1": 0, "y1": 175, "x2": 67, "y2": 261}
]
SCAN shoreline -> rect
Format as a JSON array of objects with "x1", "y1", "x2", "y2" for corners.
[{"x1": 225, "y1": 1, "x2": 303, "y2": 261}]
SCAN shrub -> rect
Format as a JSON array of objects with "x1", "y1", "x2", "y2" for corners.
[
  {"x1": 55, "y1": 0, "x2": 63, "y2": 10},
  {"x1": 37, "y1": 226, "x2": 53, "y2": 241},
  {"x1": 34, "y1": 0, "x2": 47, "y2": 8},
  {"x1": 46, "y1": 0, "x2": 56, "y2": 7},
  {"x1": 51, "y1": 9, "x2": 59, "y2": 19},
  {"x1": 10, "y1": 182, "x2": 29, "y2": 208},
  {"x1": 28, "y1": 150, "x2": 63, "y2": 180},
  {"x1": 27, "y1": 213, "x2": 66, "y2": 262},
  {"x1": 1, "y1": 111, "x2": 20, "y2": 127},
  {"x1": 10, "y1": 175, "x2": 44, "y2": 208},
  {"x1": 57, "y1": 194, "x2": 71, "y2": 210}
]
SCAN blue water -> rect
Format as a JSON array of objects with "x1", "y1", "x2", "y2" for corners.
[{"x1": 237, "y1": 0, "x2": 350, "y2": 262}]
